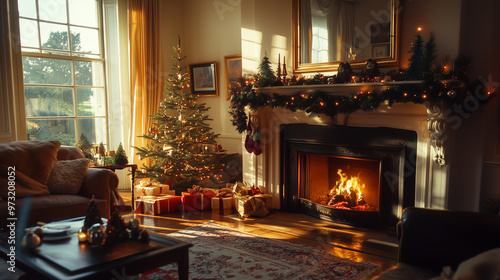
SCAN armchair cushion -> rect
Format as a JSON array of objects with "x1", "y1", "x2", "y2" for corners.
[
  {"x1": 0, "y1": 140, "x2": 60, "y2": 200},
  {"x1": 47, "y1": 158, "x2": 90, "y2": 194}
]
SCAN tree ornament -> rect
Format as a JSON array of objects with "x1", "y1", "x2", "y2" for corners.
[
  {"x1": 88, "y1": 223, "x2": 106, "y2": 246},
  {"x1": 21, "y1": 230, "x2": 41, "y2": 249},
  {"x1": 447, "y1": 90, "x2": 457, "y2": 98}
]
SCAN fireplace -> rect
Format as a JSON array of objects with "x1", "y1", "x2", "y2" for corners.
[{"x1": 280, "y1": 124, "x2": 417, "y2": 231}]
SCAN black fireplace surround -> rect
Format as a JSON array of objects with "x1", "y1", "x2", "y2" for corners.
[{"x1": 280, "y1": 124, "x2": 417, "y2": 231}]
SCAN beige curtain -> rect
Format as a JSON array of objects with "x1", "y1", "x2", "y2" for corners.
[{"x1": 129, "y1": 0, "x2": 163, "y2": 166}]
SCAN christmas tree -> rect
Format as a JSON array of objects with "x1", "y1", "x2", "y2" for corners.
[
  {"x1": 423, "y1": 33, "x2": 437, "y2": 74},
  {"x1": 256, "y1": 53, "x2": 276, "y2": 87},
  {"x1": 83, "y1": 197, "x2": 103, "y2": 229},
  {"x1": 135, "y1": 38, "x2": 219, "y2": 187},
  {"x1": 115, "y1": 142, "x2": 128, "y2": 165},
  {"x1": 77, "y1": 133, "x2": 92, "y2": 159},
  {"x1": 99, "y1": 141, "x2": 106, "y2": 157},
  {"x1": 405, "y1": 29, "x2": 425, "y2": 80},
  {"x1": 105, "y1": 206, "x2": 129, "y2": 245}
]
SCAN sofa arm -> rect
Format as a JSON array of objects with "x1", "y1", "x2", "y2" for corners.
[
  {"x1": 78, "y1": 168, "x2": 119, "y2": 218},
  {"x1": 399, "y1": 207, "x2": 500, "y2": 272}
]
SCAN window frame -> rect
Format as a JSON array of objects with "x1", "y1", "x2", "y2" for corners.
[{"x1": 19, "y1": 0, "x2": 110, "y2": 146}]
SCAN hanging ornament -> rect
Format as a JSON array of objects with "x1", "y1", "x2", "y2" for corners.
[
  {"x1": 447, "y1": 90, "x2": 457, "y2": 98},
  {"x1": 244, "y1": 115, "x2": 254, "y2": 153}
]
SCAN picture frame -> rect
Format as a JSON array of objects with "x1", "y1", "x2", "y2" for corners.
[
  {"x1": 370, "y1": 22, "x2": 391, "y2": 44},
  {"x1": 372, "y1": 43, "x2": 390, "y2": 58},
  {"x1": 189, "y1": 62, "x2": 218, "y2": 96},
  {"x1": 224, "y1": 55, "x2": 242, "y2": 100}
]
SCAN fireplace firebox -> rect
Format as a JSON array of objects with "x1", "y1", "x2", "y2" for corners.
[{"x1": 280, "y1": 124, "x2": 417, "y2": 231}]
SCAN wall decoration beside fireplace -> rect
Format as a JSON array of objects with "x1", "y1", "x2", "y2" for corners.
[{"x1": 189, "y1": 62, "x2": 218, "y2": 96}]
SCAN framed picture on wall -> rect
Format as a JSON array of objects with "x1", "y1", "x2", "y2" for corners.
[
  {"x1": 372, "y1": 43, "x2": 390, "y2": 58},
  {"x1": 224, "y1": 55, "x2": 242, "y2": 100},
  {"x1": 189, "y1": 62, "x2": 218, "y2": 96}
]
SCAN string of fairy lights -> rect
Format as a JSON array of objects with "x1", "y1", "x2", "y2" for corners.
[{"x1": 229, "y1": 77, "x2": 494, "y2": 133}]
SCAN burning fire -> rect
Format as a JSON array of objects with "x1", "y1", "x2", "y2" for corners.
[{"x1": 326, "y1": 169, "x2": 374, "y2": 211}]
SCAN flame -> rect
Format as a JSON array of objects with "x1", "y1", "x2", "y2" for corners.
[{"x1": 330, "y1": 169, "x2": 365, "y2": 202}]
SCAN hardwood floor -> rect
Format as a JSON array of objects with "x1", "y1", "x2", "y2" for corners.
[{"x1": 119, "y1": 190, "x2": 398, "y2": 277}]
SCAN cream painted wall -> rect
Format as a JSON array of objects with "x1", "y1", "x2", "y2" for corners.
[
  {"x1": 181, "y1": 0, "x2": 242, "y2": 154},
  {"x1": 238, "y1": 0, "x2": 499, "y2": 211}
]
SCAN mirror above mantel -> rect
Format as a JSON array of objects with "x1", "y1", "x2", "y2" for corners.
[{"x1": 292, "y1": 0, "x2": 401, "y2": 74}]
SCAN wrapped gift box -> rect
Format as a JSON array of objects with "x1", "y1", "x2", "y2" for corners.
[
  {"x1": 181, "y1": 191, "x2": 216, "y2": 212},
  {"x1": 135, "y1": 195, "x2": 181, "y2": 215},
  {"x1": 234, "y1": 195, "x2": 269, "y2": 218},
  {"x1": 254, "y1": 194, "x2": 273, "y2": 210},
  {"x1": 134, "y1": 184, "x2": 171, "y2": 199},
  {"x1": 211, "y1": 196, "x2": 233, "y2": 215}
]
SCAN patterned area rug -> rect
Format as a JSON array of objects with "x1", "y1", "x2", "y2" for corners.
[{"x1": 140, "y1": 222, "x2": 380, "y2": 280}]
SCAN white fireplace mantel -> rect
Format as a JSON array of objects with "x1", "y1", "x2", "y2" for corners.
[{"x1": 241, "y1": 83, "x2": 452, "y2": 217}]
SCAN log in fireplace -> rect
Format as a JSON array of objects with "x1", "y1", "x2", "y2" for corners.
[{"x1": 280, "y1": 124, "x2": 417, "y2": 231}]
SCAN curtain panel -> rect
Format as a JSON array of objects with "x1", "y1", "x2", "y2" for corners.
[{"x1": 128, "y1": 0, "x2": 163, "y2": 165}]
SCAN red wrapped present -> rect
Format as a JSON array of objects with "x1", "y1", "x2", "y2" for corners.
[
  {"x1": 211, "y1": 196, "x2": 233, "y2": 215},
  {"x1": 135, "y1": 195, "x2": 181, "y2": 215},
  {"x1": 181, "y1": 190, "x2": 216, "y2": 212}
]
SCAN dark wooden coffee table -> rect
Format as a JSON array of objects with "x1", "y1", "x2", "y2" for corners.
[{"x1": 0, "y1": 218, "x2": 192, "y2": 279}]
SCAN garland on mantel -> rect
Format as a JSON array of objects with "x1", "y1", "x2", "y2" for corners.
[
  {"x1": 229, "y1": 75, "x2": 494, "y2": 133},
  {"x1": 229, "y1": 31, "x2": 496, "y2": 133}
]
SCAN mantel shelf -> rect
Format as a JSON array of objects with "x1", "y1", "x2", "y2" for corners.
[{"x1": 256, "y1": 81, "x2": 426, "y2": 96}]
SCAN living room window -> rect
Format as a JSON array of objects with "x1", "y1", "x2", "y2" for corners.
[{"x1": 18, "y1": 0, "x2": 108, "y2": 146}]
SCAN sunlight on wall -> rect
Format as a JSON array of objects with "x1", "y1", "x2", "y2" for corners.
[
  {"x1": 270, "y1": 34, "x2": 288, "y2": 66},
  {"x1": 241, "y1": 28, "x2": 262, "y2": 74}
]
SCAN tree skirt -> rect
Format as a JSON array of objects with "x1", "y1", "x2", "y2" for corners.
[{"x1": 140, "y1": 222, "x2": 380, "y2": 280}]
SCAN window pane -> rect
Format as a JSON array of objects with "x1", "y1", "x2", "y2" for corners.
[
  {"x1": 23, "y1": 57, "x2": 73, "y2": 85},
  {"x1": 27, "y1": 119, "x2": 76, "y2": 146},
  {"x1": 18, "y1": 0, "x2": 37, "y2": 19},
  {"x1": 70, "y1": 27, "x2": 100, "y2": 55},
  {"x1": 69, "y1": 0, "x2": 98, "y2": 28},
  {"x1": 19, "y1": 18, "x2": 39, "y2": 48},
  {"x1": 25, "y1": 86, "x2": 74, "y2": 117},
  {"x1": 75, "y1": 61, "x2": 104, "y2": 86},
  {"x1": 39, "y1": 0, "x2": 67, "y2": 23},
  {"x1": 78, "y1": 118, "x2": 107, "y2": 144},
  {"x1": 22, "y1": 47, "x2": 40, "y2": 53},
  {"x1": 77, "y1": 88, "x2": 105, "y2": 116},
  {"x1": 40, "y1": 22, "x2": 70, "y2": 51}
]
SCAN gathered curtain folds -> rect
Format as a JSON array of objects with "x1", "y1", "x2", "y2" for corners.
[
  {"x1": 129, "y1": 0, "x2": 163, "y2": 166},
  {"x1": 300, "y1": 0, "x2": 356, "y2": 63}
]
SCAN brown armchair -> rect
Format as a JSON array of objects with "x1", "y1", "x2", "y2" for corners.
[{"x1": 0, "y1": 142, "x2": 119, "y2": 229}]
